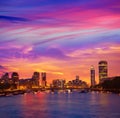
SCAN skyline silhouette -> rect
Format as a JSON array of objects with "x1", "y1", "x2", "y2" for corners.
[{"x1": 0, "y1": 0, "x2": 120, "y2": 84}]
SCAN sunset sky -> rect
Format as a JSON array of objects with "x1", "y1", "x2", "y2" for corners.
[{"x1": 0, "y1": 0, "x2": 120, "y2": 84}]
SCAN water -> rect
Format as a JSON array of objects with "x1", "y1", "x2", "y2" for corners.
[{"x1": 0, "y1": 92, "x2": 120, "y2": 118}]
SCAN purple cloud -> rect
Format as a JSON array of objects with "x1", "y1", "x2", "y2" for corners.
[
  {"x1": 0, "y1": 15, "x2": 29, "y2": 22},
  {"x1": 29, "y1": 47, "x2": 70, "y2": 60},
  {"x1": 0, "y1": 65, "x2": 6, "y2": 70}
]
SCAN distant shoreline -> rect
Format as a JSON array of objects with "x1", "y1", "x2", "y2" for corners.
[{"x1": 0, "y1": 88, "x2": 120, "y2": 97}]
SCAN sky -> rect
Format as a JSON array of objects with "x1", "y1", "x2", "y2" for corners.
[{"x1": 0, "y1": 0, "x2": 120, "y2": 84}]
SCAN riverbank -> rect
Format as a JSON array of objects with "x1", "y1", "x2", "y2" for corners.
[
  {"x1": 90, "y1": 88, "x2": 120, "y2": 94},
  {"x1": 0, "y1": 88, "x2": 120, "y2": 97}
]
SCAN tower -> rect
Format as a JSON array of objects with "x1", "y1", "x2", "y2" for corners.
[
  {"x1": 41, "y1": 72, "x2": 46, "y2": 88},
  {"x1": 11, "y1": 72, "x2": 19, "y2": 89},
  {"x1": 11, "y1": 72, "x2": 19, "y2": 83},
  {"x1": 98, "y1": 60, "x2": 108, "y2": 83},
  {"x1": 32, "y1": 72, "x2": 40, "y2": 87},
  {"x1": 1, "y1": 73, "x2": 9, "y2": 81},
  {"x1": 90, "y1": 66, "x2": 95, "y2": 87}
]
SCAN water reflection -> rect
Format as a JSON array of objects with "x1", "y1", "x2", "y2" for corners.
[{"x1": 0, "y1": 92, "x2": 120, "y2": 118}]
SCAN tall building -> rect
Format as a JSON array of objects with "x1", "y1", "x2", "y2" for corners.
[
  {"x1": 1, "y1": 72, "x2": 9, "y2": 83},
  {"x1": 32, "y1": 72, "x2": 40, "y2": 86},
  {"x1": 1, "y1": 73, "x2": 9, "y2": 80},
  {"x1": 98, "y1": 60, "x2": 108, "y2": 83},
  {"x1": 41, "y1": 72, "x2": 47, "y2": 87},
  {"x1": 90, "y1": 65, "x2": 95, "y2": 87},
  {"x1": 11, "y1": 72, "x2": 19, "y2": 83},
  {"x1": 52, "y1": 79, "x2": 65, "y2": 89},
  {"x1": 11, "y1": 72, "x2": 19, "y2": 89}
]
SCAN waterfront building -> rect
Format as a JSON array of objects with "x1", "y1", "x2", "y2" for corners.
[
  {"x1": 52, "y1": 79, "x2": 65, "y2": 89},
  {"x1": 90, "y1": 66, "x2": 95, "y2": 87},
  {"x1": 67, "y1": 76, "x2": 88, "y2": 88},
  {"x1": 41, "y1": 72, "x2": 47, "y2": 87},
  {"x1": 11, "y1": 72, "x2": 19, "y2": 89},
  {"x1": 19, "y1": 78, "x2": 33, "y2": 90},
  {"x1": 11, "y1": 72, "x2": 19, "y2": 82},
  {"x1": 32, "y1": 72, "x2": 40, "y2": 87},
  {"x1": 98, "y1": 60, "x2": 108, "y2": 83},
  {"x1": 1, "y1": 73, "x2": 9, "y2": 83},
  {"x1": 0, "y1": 72, "x2": 19, "y2": 90}
]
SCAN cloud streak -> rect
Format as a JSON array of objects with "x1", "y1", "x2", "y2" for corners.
[{"x1": 0, "y1": 15, "x2": 29, "y2": 23}]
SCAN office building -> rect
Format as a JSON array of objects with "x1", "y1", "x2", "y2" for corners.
[
  {"x1": 90, "y1": 65, "x2": 95, "y2": 87},
  {"x1": 41, "y1": 72, "x2": 47, "y2": 87},
  {"x1": 11, "y1": 72, "x2": 19, "y2": 89},
  {"x1": 11, "y1": 72, "x2": 19, "y2": 83},
  {"x1": 98, "y1": 60, "x2": 108, "y2": 83},
  {"x1": 52, "y1": 79, "x2": 65, "y2": 89},
  {"x1": 32, "y1": 72, "x2": 40, "y2": 87}
]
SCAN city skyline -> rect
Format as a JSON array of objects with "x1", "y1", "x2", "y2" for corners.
[{"x1": 0, "y1": 0, "x2": 120, "y2": 84}]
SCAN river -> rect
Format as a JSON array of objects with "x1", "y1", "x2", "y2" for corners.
[{"x1": 0, "y1": 92, "x2": 120, "y2": 118}]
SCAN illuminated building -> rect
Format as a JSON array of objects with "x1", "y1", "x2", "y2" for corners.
[
  {"x1": 67, "y1": 76, "x2": 88, "y2": 88},
  {"x1": 98, "y1": 60, "x2": 108, "y2": 83},
  {"x1": 1, "y1": 73, "x2": 9, "y2": 83},
  {"x1": 32, "y1": 72, "x2": 40, "y2": 87},
  {"x1": 11, "y1": 72, "x2": 19, "y2": 89},
  {"x1": 90, "y1": 65, "x2": 95, "y2": 87},
  {"x1": 11, "y1": 72, "x2": 19, "y2": 82},
  {"x1": 52, "y1": 79, "x2": 65, "y2": 89},
  {"x1": 41, "y1": 72, "x2": 47, "y2": 87},
  {"x1": 0, "y1": 73, "x2": 12, "y2": 85},
  {"x1": 19, "y1": 78, "x2": 33, "y2": 89}
]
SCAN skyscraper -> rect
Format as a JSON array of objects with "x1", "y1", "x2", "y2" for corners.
[
  {"x1": 98, "y1": 60, "x2": 108, "y2": 83},
  {"x1": 41, "y1": 72, "x2": 47, "y2": 87},
  {"x1": 11, "y1": 72, "x2": 19, "y2": 89},
  {"x1": 90, "y1": 65, "x2": 95, "y2": 87},
  {"x1": 11, "y1": 72, "x2": 19, "y2": 83},
  {"x1": 32, "y1": 72, "x2": 40, "y2": 86},
  {"x1": 1, "y1": 72, "x2": 9, "y2": 81}
]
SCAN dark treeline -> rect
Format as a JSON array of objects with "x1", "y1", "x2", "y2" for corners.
[
  {"x1": 101, "y1": 76, "x2": 120, "y2": 89},
  {"x1": 92, "y1": 76, "x2": 120, "y2": 93}
]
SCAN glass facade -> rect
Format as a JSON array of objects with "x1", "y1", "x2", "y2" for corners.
[{"x1": 98, "y1": 61, "x2": 108, "y2": 83}]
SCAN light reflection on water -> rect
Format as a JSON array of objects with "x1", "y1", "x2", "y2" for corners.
[{"x1": 0, "y1": 92, "x2": 120, "y2": 118}]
